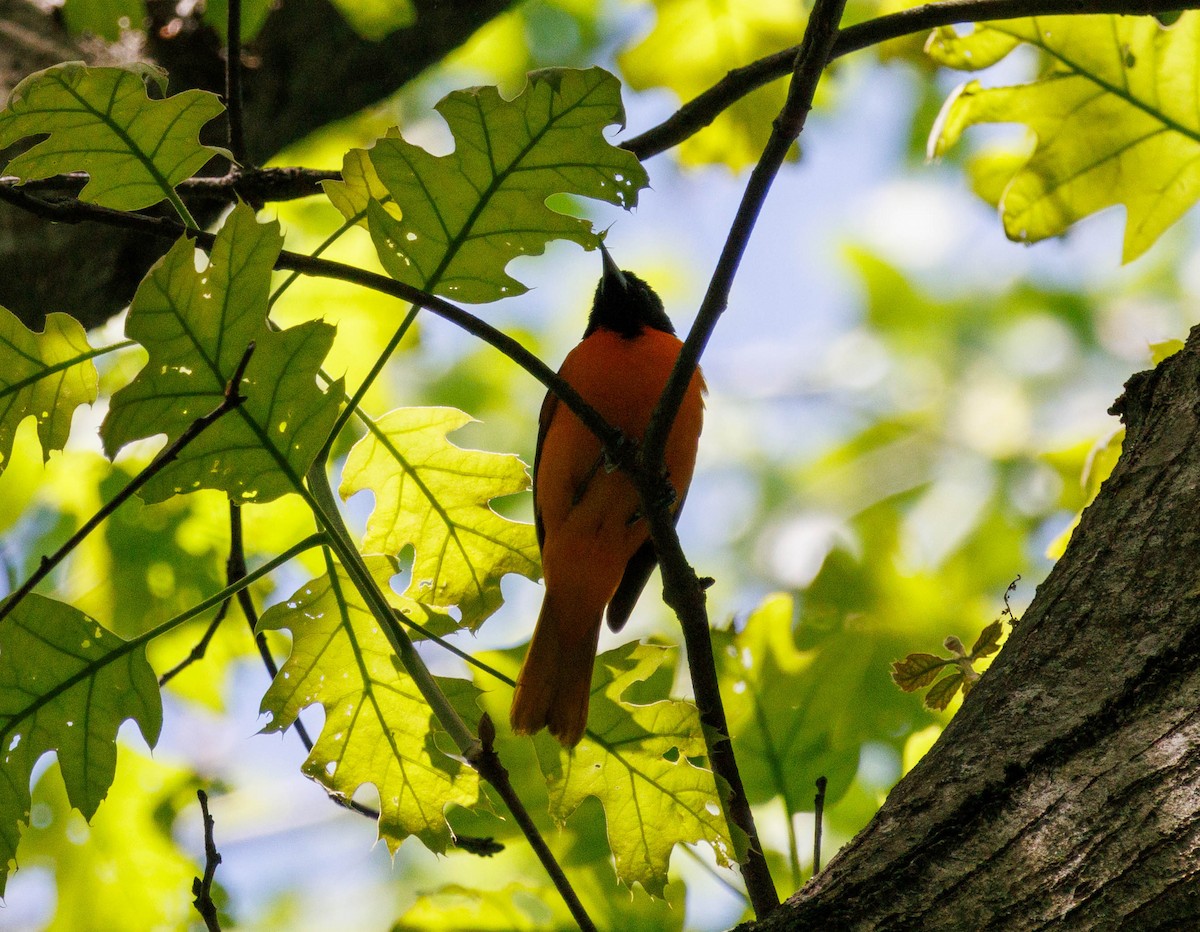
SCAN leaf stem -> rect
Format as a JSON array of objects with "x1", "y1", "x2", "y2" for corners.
[
  {"x1": 0, "y1": 342, "x2": 257, "y2": 627},
  {"x1": 302, "y1": 459, "x2": 595, "y2": 931}
]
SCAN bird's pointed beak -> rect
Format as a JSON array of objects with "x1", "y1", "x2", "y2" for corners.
[{"x1": 598, "y1": 239, "x2": 628, "y2": 292}]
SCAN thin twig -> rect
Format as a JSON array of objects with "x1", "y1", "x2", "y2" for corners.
[
  {"x1": 813, "y1": 776, "x2": 828, "y2": 874},
  {"x1": 623, "y1": 0, "x2": 1200, "y2": 160},
  {"x1": 470, "y1": 714, "x2": 597, "y2": 931},
  {"x1": 192, "y1": 790, "x2": 223, "y2": 932},
  {"x1": 0, "y1": 343, "x2": 256, "y2": 627},
  {"x1": 636, "y1": 0, "x2": 850, "y2": 918},
  {"x1": 158, "y1": 598, "x2": 232, "y2": 686},
  {"x1": 224, "y1": 0, "x2": 247, "y2": 167}
]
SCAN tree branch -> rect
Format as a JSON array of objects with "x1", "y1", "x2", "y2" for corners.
[
  {"x1": 624, "y1": 0, "x2": 1200, "y2": 161},
  {"x1": 0, "y1": 342, "x2": 256, "y2": 627},
  {"x1": 191, "y1": 790, "x2": 223, "y2": 932}
]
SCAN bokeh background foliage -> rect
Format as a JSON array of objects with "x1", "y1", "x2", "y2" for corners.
[{"x1": 0, "y1": 0, "x2": 1197, "y2": 929}]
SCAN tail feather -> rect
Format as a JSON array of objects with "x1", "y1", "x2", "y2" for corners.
[{"x1": 510, "y1": 594, "x2": 603, "y2": 748}]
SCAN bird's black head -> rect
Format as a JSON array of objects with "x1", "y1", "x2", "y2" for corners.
[{"x1": 585, "y1": 242, "x2": 675, "y2": 339}]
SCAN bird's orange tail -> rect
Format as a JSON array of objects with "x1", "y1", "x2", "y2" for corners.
[{"x1": 510, "y1": 593, "x2": 603, "y2": 748}]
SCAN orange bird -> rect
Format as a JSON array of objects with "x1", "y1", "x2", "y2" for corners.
[{"x1": 510, "y1": 244, "x2": 705, "y2": 747}]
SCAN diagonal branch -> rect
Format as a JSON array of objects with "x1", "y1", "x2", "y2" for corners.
[{"x1": 623, "y1": 0, "x2": 1200, "y2": 161}]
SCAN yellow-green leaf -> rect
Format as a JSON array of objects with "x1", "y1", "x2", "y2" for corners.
[
  {"x1": 928, "y1": 14, "x2": 1200, "y2": 261},
  {"x1": 256, "y1": 555, "x2": 482, "y2": 853},
  {"x1": 100, "y1": 203, "x2": 341, "y2": 504},
  {"x1": 891, "y1": 652, "x2": 949, "y2": 692},
  {"x1": 532, "y1": 642, "x2": 732, "y2": 898},
  {"x1": 19, "y1": 751, "x2": 202, "y2": 931},
  {"x1": 0, "y1": 306, "x2": 99, "y2": 476},
  {"x1": 924, "y1": 672, "x2": 964, "y2": 711},
  {"x1": 339, "y1": 407, "x2": 539, "y2": 628},
  {"x1": 717, "y1": 594, "x2": 861, "y2": 815},
  {"x1": 0, "y1": 63, "x2": 225, "y2": 213},
  {"x1": 0, "y1": 594, "x2": 161, "y2": 895},
  {"x1": 618, "y1": 0, "x2": 806, "y2": 170},
  {"x1": 354, "y1": 67, "x2": 647, "y2": 302}
]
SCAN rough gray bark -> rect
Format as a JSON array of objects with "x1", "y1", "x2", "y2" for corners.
[
  {"x1": 739, "y1": 328, "x2": 1200, "y2": 929},
  {"x1": 0, "y1": 0, "x2": 515, "y2": 329}
]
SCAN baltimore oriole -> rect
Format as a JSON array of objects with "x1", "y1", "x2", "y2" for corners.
[{"x1": 509, "y1": 244, "x2": 705, "y2": 747}]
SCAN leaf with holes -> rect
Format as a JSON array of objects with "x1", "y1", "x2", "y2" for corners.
[
  {"x1": 257, "y1": 556, "x2": 482, "y2": 853},
  {"x1": 100, "y1": 202, "x2": 341, "y2": 504},
  {"x1": 0, "y1": 305, "x2": 99, "y2": 476},
  {"x1": 928, "y1": 13, "x2": 1200, "y2": 260},
  {"x1": 0, "y1": 62, "x2": 225, "y2": 213},
  {"x1": 339, "y1": 406, "x2": 539, "y2": 628},
  {"x1": 346, "y1": 66, "x2": 646, "y2": 302},
  {"x1": 531, "y1": 642, "x2": 733, "y2": 898},
  {"x1": 0, "y1": 593, "x2": 162, "y2": 896}
]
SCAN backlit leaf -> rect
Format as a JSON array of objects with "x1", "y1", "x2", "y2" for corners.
[
  {"x1": 257, "y1": 555, "x2": 482, "y2": 853},
  {"x1": 339, "y1": 407, "x2": 539, "y2": 628},
  {"x1": 532, "y1": 642, "x2": 732, "y2": 898},
  {"x1": 928, "y1": 14, "x2": 1200, "y2": 260},
  {"x1": 925, "y1": 671, "x2": 964, "y2": 711},
  {"x1": 350, "y1": 67, "x2": 647, "y2": 302},
  {"x1": 18, "y1": 751, "x2": 203, "y2": 931},
  {"x1": 101, "y1": 203, "x2": 341, "y2": 504},
  {"x1": 717, "y1": 594, "x2": 861, "y2": 815},
  {"x1": 618, "y1": 0, "x2": 805, "y2": 170},
  {"x1": 0, "y1": 63, "x2": 225, "y2": 212},
  {"x1": 891, "y1": 652, "x2": 949, "y2": 692},
  {"x1": 0, "y1": 594, "x2": 161, "y2": 895},
  {"x1": 0, "y1": 306, "x2": 99, "y2": 476}
]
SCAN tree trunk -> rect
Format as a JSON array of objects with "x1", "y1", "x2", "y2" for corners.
[{"x1": 739, "y1": 328, "x2": 1200, "y2": 929}]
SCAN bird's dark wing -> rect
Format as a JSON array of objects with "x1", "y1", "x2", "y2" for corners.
[
  {"x1": 605, "y1": 491, "x2": 688, "y2": 632},
  {"x1": 532, "y1": 388, "x2": 558, "y2": 550}
]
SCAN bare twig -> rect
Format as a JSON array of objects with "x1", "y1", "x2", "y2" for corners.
[
  {"x1": 813, "y1": 776, "x2": 828, "y2": 875},
  {"x1": 0, "y1": 343, "x2": 256, "y2": 627},
  {"x1": 469, "y1": 714, "x2": 597, "y2": 931},
  {"x1": 158, "y1": 598, "x2": 233, "y2": 686},
  {"x1": 192, "y1": 790, "x2": 223, "y2": 932}
]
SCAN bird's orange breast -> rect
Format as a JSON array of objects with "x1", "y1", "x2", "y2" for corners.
[{"x1": 535, "y1": 328, "x2": 705, "y2": 599}]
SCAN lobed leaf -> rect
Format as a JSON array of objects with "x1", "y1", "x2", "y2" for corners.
[
  {"x1": 924, "y1": 672, "x2": 965, "y2": 711},
  {"x1": 343, "y1": 66, "x2": 647, "y2": 302},
  {"x1": 0, "y1": 594, "x2": 162, "y2": 895},
  {"x1": 0, "y1": 305, "x2": 99, "y2": 476},
  {"x1": 257, "y1": 556, "x2": 482, "y2": 853},
  {"x1": 532, "y1": 642, "x2": 732, "y2": 898},
  {"x1": 891, "y1": 652, "x2": 950, "y2": 692},
  {"x1": 101, "y1": 203, "x2": 341, "y2": 504},
  {"x1": 928, "y1": 13, "x2": 1200, "y2": 261},
  {"x1": 339, "y1": 406, "x2": 539, "y2": 628},
  {"x1": 0, "y1": 62, "x2": 225, "y2": 213}
]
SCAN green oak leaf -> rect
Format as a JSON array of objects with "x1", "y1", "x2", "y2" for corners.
[
  {"x1": 257, "y1": 555, "x2": 482, "y2": 853},
  {"x1": 101, "y1": 202, "x2": 341, "y2": 504},
  {"x1": 339, "y1": 407, "x2": 539, "y2": 629},
  {"x1": 0, "y1": 594, "x2": 162, "y2": 895},
  {"x1": 927, "y1": 13, "x2": 1200, "y2": 261},
  {"x1": 0, "y1": 62, "x2": 226, "y2": 212},
  {"x1": 0, "y1": 305, "x2": 99, "y2": 476},
  {"x1": 716, "y1": 593, "x2": 864, "y2": 812},
  {"x1": 346, "y1": 66, "x2": 647, "y2": 302},
  {"x1": 324, "y1": 147, "x2": 395, "y2": 226},
  {"x1": 532, "y1": 642, "x2": 733, "y2": 898}
]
